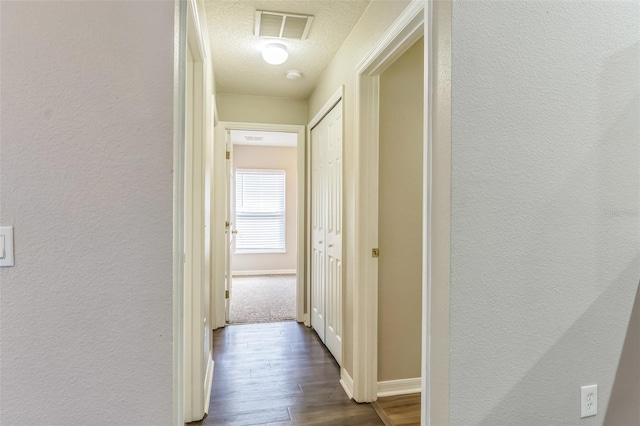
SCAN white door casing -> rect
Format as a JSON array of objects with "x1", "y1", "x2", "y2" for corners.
[
  {"x1": 212, "y1": 122, "x2": 306, "y2": 329},
  {"x1": 183, "y1": 0, "x2": 214, "y2": 421},
  {"x1": 225, "y1": 131, "x2": 234, "y2": 323},
  {"x1": 351, "y1": 0, "x2": 427, "y2": 408}
]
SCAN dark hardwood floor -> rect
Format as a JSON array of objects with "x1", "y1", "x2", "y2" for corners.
[
  {"x1": 194, "y1": 321, "x2": 384, "y2": 426},
  {"x1": 372, "y1": 393, "x2": 421, "y2": 426}
]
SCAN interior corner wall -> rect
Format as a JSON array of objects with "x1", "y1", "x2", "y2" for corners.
[
  {"x1": 377, "y1": 37, "x2": 424, "y2": 382},
  {"x1": 232, "y1": 145, "x2": 298, "y2": 273},
  {"x1": 307, "y1": 0, "x2": 412, "y2": 378},
  {"x1": 216, "y1": 93, "x2": 307, "y2": 125},
  {"x1": 0, "y1": 2, "x2": 174, "y2": 424},
  {"x1": 450, "y1": 2, "x2": 640, "y2": 425}
]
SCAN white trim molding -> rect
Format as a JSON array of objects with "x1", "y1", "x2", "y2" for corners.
[
  {"x1": 422, "y1": 1, "x2": 452, "y2": 425},
  {"x1": 203, "y1": 358, "x2": 214, "y2": 416},
  {"x1": 173, "y1": 0, "x2": 187, "y2": 423},
  {"x1": 377, "y1": 377, "x2": 422, "y2": 398},
  {"x1": 352, "y1": 0, "x2": 425, "y2": 404},
  {"x1": 340, "y1": 368, "x2": 355, "y2": 400},
  {"x1": 308, "y1": 86, "x2": 344, "y2": 130},
  {"x1": 232, "y1": 269, "x2": 296, "y2": 276}
]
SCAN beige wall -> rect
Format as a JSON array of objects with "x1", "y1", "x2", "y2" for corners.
[
  {"x1": 308, "y1": 0, "x2": 412, "y2": 377},
  {"x1": 217, "y1": 93, "x2": 307, "y2": 125},
  {"x1": 377, "y1": 37, "x2": 424, "y2": 382},
  {"x1": 0, "y1": 1, "x2": 174, "y2": 423},
  {"x1": 232, "y1": 145, "x2": 298, "y2": 273}
]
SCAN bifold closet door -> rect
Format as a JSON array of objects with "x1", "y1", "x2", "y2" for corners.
[{"x1": 310, "y1": 100, "x2": 343, "y2": 366}]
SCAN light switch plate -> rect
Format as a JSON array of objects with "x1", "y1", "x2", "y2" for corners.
[{"x1": 0, "y1": 226, "x2": 15, "y2": 267}]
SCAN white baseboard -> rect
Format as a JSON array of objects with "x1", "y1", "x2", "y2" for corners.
[
  {"x1": 203, "y1": 357, "x2": 214, "y2": 415},
  {"x1": 377, "y1": 377, "x2": 421, "y2": 398},
  {"x1": 232, "y1": 269, "x2": 296, "y2": 276},
  {"x1": 340, "y1": 368, "x2": 354, "y2": 400}
]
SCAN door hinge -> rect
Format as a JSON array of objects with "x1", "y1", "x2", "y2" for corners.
[
  {"x1": 226, "y1": 151, "x2": 230, "y2": 160},
  {"x1": 372, "y1": 248, "x2": 380, "y2": 258},
  {"x1": 225, "y1": 290, "x2": 230, "y2": 299},
  {"x1": 225, "y1": 220, "x2": 230, "y2": 229}
]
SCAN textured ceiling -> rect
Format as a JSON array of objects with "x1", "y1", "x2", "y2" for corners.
[{"x1": 203, "y1": 0, "x2": 371, "y2": 99}]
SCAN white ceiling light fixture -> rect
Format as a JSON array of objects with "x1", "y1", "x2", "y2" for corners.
[
  {"x1": 286, "y1": 70, "x2": 302, "y2": 80},
  {"x1": 262, "y1": 43, "x2": 288, "y2": 65}
]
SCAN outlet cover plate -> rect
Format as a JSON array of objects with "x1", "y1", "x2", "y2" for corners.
[
  {"x1": 581, "y1": 384, "x2": 598, "y2": 418},
  {"x1": 0, "y1": 227, "x2": 14, "y2": 267}
]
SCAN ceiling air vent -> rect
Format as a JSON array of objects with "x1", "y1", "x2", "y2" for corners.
[{"x1": 255, "y1": 10, "x2": 314, "y2": 40}]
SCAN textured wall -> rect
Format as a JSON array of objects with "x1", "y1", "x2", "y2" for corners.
[
  {"x1": 308, "y1": 0, "x2": 412, "y2": 378},
  {"x1": 216, "y1": 93, "x2": 307, "y2": 125},
  {"x1": 0, "y1": 1, "x2": 174, "y2": 424},
  {"x1": 378, "y1": 37, "x2": 423, "y2": 382},
  {"x1": 232, "y1": 145, "x2": 298, "y2": 273},
  {"x1": 450, "y1": 1, "x2": 640, "y2": 424}
]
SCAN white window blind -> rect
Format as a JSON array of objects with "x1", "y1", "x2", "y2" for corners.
[{"x1": 235, "y1": 169, "x2": 286, "y2": 253}]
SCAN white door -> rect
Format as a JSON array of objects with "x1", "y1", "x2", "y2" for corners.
[
  {"x1": 311, "y1": 117, "x2": 327, "y2": 342},
  {"x1": 323, "y1": 104, "x2": 343, "y2": 365},
  {"x1": 224, "y1": 131, "x2": 235, "y2": 322},
  {"x1": 310, "y1": 100, "x2": 343, "y2": 365}
]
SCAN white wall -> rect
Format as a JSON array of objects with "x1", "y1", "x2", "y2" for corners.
[
  {"x1": 450, "y1": 2, "x2": 640, "y2": 424},
  {"x1": 0, "y1": 2, "x2": 174, "y2": 424},
  {"x1": 232, "y1": 145, "x2": 297, "y2": 273}
]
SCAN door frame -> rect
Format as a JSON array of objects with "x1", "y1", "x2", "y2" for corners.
[
  {"x1": 183, "y1": 0, "x2": 214, "y2": 422},
  {"x1": 172, "y1": 0, "x2": 186, "y2": 423},
  {"x1": 351, "y1": 0, "x2": 427, "y2": 404},
  {"x1": 213, "y1": 121, "x2": 306, "y2": 327}
]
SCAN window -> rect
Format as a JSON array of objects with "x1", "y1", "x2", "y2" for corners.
[{"x1": 235, "y1": 169, "x2": 286, "y2": 253}]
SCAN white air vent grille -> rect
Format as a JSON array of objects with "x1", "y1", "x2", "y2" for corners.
[{"x1": 255, "y1": 10, "x2": 314, "y2": 40}]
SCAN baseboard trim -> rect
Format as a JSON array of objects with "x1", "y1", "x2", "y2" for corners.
[
  {"x1": 232, "y1": 269, "x2": 296, "y2": 276},
  {"x1": 203, "y1": 357, "x2": 214, "y2": 415},
  {"x1": 340, "y1": 368, "x2": 355, "y2": 400},
  {"x1": 377, "y1": 377, "x2": 421, "y2": 398}
]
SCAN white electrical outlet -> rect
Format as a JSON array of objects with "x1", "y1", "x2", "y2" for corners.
[{"x1": 581, "y1": 385, "x2": 598, "y2": 418}]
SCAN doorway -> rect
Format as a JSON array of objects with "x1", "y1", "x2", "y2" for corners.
[
  {"x1": 351, "y1": 0, "x2": 426, "y2": 405},
  {"x1": 228, "y1": 130, "x2": 298, "y2": 324},
  {"x1": 212, "y1": 122, "x2": 306, "y2": 329},
  {"x1": 377, "y1": 36, "x2": 424, "y2": 398}
]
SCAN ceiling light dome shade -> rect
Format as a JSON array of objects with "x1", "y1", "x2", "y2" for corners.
[{"x1": 262, "y1": 43, "x2": 288, "y2": 65}]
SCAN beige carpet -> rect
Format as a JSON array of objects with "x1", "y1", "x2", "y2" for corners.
[{"x1": 229, "y1": 274, "x2": 296, "y2": 324}]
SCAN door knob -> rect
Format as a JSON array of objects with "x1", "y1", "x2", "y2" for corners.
[{"x1": 232, "y1": 229, "x2": 238, "y2": 234}]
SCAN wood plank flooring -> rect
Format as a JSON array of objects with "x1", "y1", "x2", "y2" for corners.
[
  {"x1": 372, "y1": 394, "x2": 421, "y2": 426},
  {"x1": 193, "y1": 321, "x2": 384, "y2": 426}
]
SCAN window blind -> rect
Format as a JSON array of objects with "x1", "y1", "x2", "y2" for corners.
[{"x1": 235, "y1": 169, "x2": 286, "y2": 253}]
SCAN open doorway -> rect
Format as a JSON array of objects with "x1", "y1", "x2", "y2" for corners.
[
  {"x1": 212, "y1": 122, "x2": 306, "y2": 330},
  {"x1": 228, "y1": 130, "x2": 298, "y2": 324}
]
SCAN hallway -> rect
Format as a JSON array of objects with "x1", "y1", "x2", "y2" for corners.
[{"x1": 198, "y1": 322, "x2": 383, "y2": 425}]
